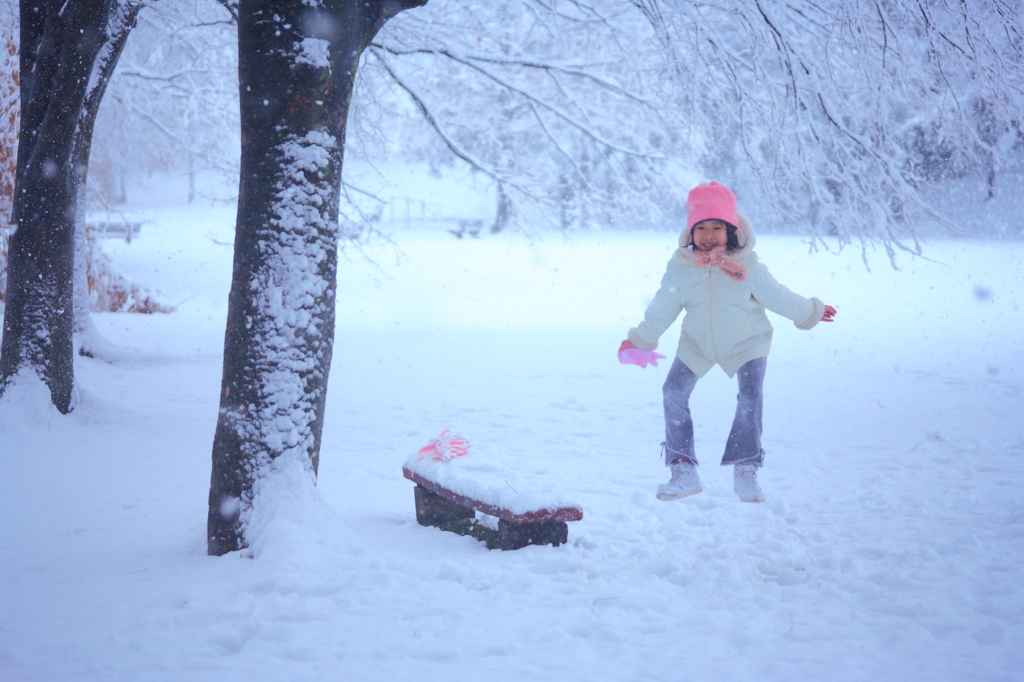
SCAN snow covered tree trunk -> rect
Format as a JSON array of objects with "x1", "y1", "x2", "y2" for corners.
[
  {"x1": 70, "y1": 1, "x2": 144, "y2": 360},
  {"x1": 0, "y1": 6, "x2": 16, "y2": 300},
  {"x1": 207, "y1": 0, "x2": 428, "y2": 556},
  {"x1": 0, "y1": 1, "x2": 113, "y2": 413}
]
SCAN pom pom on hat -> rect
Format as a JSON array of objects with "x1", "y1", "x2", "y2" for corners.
[{"x1": 686, "y1": 181, "x2": 737, "y2": 231}]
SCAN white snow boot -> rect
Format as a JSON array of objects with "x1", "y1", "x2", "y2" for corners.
[
  {"x1": 733, "y1": 463, "x2": 765, "y2": 503},
  {"x1": 657, "y1": 461, "x2": 703, "y2": 501}
]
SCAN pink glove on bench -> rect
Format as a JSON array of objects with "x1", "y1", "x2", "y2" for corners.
[
  {"x1": 618, "y1": 340, "x2": 666, "y2": 368},
  {"x1": 418, "y1": 429, "x2": 471, "y2": 462}
]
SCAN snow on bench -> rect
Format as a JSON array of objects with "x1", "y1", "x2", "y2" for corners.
[{"x1": 402, "y1": 440, "x2": 583, "y2": 550}]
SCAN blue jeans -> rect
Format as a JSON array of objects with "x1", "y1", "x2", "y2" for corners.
[{"x1": 662, "y1": 357, "x2": 767, "y2": 467}]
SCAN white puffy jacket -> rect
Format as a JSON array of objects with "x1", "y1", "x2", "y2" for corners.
[{"x1": 628, "y1": 215, "x2": 825, "y2": 377}]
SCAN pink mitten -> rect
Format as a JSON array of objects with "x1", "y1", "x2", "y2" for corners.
[
  {"x1": 418, "y1": 429, "x2": 471, "y2": 461},
  {"x1": 618, "y1": 340, "x2": 666, "y2": 368}
]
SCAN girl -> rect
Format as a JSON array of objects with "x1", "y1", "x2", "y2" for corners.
[{"x1": 618, "y1": 182, "x2": 836, "y2": 503}]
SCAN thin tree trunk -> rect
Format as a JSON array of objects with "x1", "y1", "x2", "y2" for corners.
[
  {"x1": 207, "y1": 0, "x2": 427, "y2": 556},
  {"x1": 71, "y1": 1, "x2": 144, "y2": 360},
  {"x1": 491, "y1": 181, "x2": 513, "y2": 234}
]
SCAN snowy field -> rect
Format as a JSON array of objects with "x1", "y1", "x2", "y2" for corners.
[{"x1": 1, "y1": 201, "x2": 1022, "y2": 681}]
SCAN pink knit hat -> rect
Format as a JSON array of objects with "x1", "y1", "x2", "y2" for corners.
[{"x1": 686, "y1": 181, "x2": 737, "y2": 231}]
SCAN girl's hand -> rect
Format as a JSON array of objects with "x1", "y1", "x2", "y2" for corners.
[
  {"x1": 618, "y1": 340, "x2": 666, "y2": 368},
  {"x1": 821, "y1": 305, "x2": 837, "y2": 322}
]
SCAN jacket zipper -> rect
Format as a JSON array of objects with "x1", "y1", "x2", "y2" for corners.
[{"x1": 707, "y1": 269, "x2": 717, "y2": 361}]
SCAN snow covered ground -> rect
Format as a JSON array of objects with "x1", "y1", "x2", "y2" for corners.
[{"x1": 1, "y1": 200, "x2": 1022, "y2": 681}]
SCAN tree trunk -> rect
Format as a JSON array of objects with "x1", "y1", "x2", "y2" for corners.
[
  {"x1": 71, "y1": 1, "x2": 144, "y2": 360},
  {"x1": 207, "y1": 0, "x2": 427, "y2": 556},
  {"x1": 491, "y1": 181, "x2": 513, "y2": 234},
  {"x1": 0, "y1": 1, "x2": 113, "y2": 412}
]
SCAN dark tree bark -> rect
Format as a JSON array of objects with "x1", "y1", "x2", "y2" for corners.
[
  {"x1": 71, "y1": 2, "x2": 145, "y2": 360},
  {"x1": 208, "y1": 0, "x2": 427, "y2": 556},
  {"x1": 0, "y1": 0, "x2": 113, "y2": 412}
]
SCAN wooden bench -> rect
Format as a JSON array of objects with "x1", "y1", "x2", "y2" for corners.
[
  {"x1": 88, "y1": 221, "x2": 142, "y2": 241},
  {"x1": 402, "y1": 464, "x2": 583, "y2": 550}
]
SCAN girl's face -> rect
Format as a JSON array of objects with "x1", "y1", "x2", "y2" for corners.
[{"x1": 692, "y1": 220, "x2": 729, "y2": 251}]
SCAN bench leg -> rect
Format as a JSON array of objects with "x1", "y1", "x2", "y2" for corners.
[
  {"x1": 414, "y1": 485, "x2": 474, "y2": 527},
  {"x1": 498, "y1": 519, "x2": 569, "y2": 550}
]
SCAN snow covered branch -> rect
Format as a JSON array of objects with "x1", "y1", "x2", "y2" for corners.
[
  {"x1": 359, "y1": 0, "x2": 677, "y2": 231},
  {"x1": 637, "y1": 0, "x2": 1024, "y2": 249}
]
